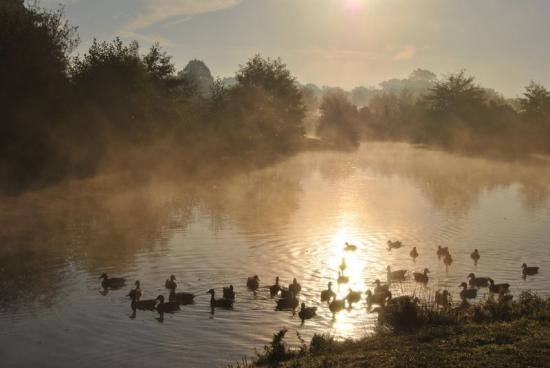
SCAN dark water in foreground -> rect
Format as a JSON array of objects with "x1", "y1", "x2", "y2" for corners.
[{"x1": 1, "y1": 143, "x2": 549, "y2": 367}]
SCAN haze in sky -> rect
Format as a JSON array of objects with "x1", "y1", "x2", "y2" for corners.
[{"x1": 41, "y1": 0, "x2": 550, "y2": 96}]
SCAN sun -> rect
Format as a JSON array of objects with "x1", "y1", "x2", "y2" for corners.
[{"x1": 343, "y1": 0, "x2": 366, "y2": 14}]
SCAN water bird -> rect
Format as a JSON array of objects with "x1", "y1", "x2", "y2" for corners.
[
  {"x1": 320, "y1": 282, "x2": 336, "y2": 302},
  {"x1": 288, "y1": 278, "x2": 302, "y2": 295},
  {"x1": 156, "y1": 295, "x2": 180, "y2": 313},
  {"x1": 387, "y1": 240, "x2": 403, "y2": 251},
  {"x1": 223, "y1": 285, "x2": 236, "y2": 300},
  {"x1": 410, "y1": 247, "x2": 419, "y2": 259},
  {"x1": 345, "y1": 289, "x2": 362, "y2": 307},
  {"x1": 344, "y1": 242, "x2": 357, "y2": 251},
  {"x1": 435, "y1": 290, "x2": 450, "y2": 309},
  {"x1": 280, "y1": 287, "x2": 291, "y2": 298},
  {"x1": 100, "y1": 274, "x2": 126, "y2": 289},
  {"x1": 208, "y1": 289, "x2": 234, "y2": 309},
  {"x1": 373, "y1": 279, "x2": 390, "y2": 295},
  {"x1": 298, "y1": 303, "x2": 317, "y2": 322},
  {"x1": 337, "y1": 270, "x2": 349, "y2": 284},
  {"x1": 276, "y1": 292, "x2": 299, "y2": 311},
  {"x1": 522, "y1": 264, "x2": 539, "y2": 276},
  {"x1": 246, "y1": 275, "x2": 260, "y2": 291},
  {"x1": 169, "y1": 289, "x2": 195, "y2": 305},
  {"x1": 386, "y1": 266, "x2": 407, "y2": 282},
  {"x1": 459, "y1": 282, "x2": 477, "y2": 300},
  {"x1": 127, "y1": 280, "x2": 142, "y2": 300},
  {"x1": 366, "y1": 290, "x2": 390, "y2": 306},
  {"x1": 329, "y1": 297, "x2": 346, "y2": 316},
  {"x1": 443, "y1": 253, "x2": 453, "y2": 266},
  {"x1": 269, "y1": 277, "x2": 281, "y2": 296},
  {"x1": 471, "y1": 249, "x2": 480, "y2": 262},
  {"x1": 130, "y1": 293, "x2": 156, "y2": 311},
  {"x1": 165, "y1": 275, "x2": 177, "y2": 290},
  {"x1": 413, "y1": 268, "x2": 430, "y2": 284},
  {"x1": 437, "y1": 246, "x2": 449, "y2": 257},
  {"x1": 339, "y1": 258, "x2": 347, "y2": 271},
  {"x1": 467, "y1": 273, "x2": 490, "y2": 287},
  {"x1": 488, "y1": 279, "x2": 510, "y2": 294}
]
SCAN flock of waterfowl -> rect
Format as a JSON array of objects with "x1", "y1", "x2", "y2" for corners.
[{"x1": 99, "y1": 241, "x2": 541, "y2": 324}]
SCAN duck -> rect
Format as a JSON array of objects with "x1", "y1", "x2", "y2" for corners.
[
  {"x1": 276, "y1": 292, "x2": 299, "y2": 311},
  {"x1": 165, "y1": 275, "x2": 177, "y2": 290},
  {"x1": 320, "y1": 282, "x2": 336, "y2": 302},
  {"x1": 169, "y1": 289, "x2": 195, "y2": 305},
  {"x1": 329, "y1": 297, "x2": 346, "y2": 316},
  {"x1": 280, "y1": 287, "x2": 291, "y2": 298},
  {"x1": 208, "y1": 289, "x2": 234, "y2": 309},
  {"x1": 298, "y1": 303, "x2": 317, "y2": 322},
  {"x1": 437, "y1": 246, "x2": 449, "y2": 257},
  {"x1": 467, "y1": 273, "x2": 490, "y2": 287},
  {"x1": 443, "y1": 253, "x2": 453, "y2": 266},
  {"x1": 288, "y1": 278, "x2": 302, "y2": 295},
  {"x1": 387, "y1": 294, "x2": 419, "y2": 307},
  {"x1": 387, "y1": 240, "x2": 403, "y2": 251},
  {"x1": 413, "y1": 268, "x2": 430, "y2": 284},
  {"x1": 522, "y1": 264, "x2": 539, "y2": 276},
  {"x1": 410, "y1": 247, "x2": 419, "y2": 259},
  {"x1": 488, "y1": 279, "x2": 510, "y2": 294},
  {"x1": 339, "y1": 258, "x2": 347, "y2": 272},
  {"x1": 127, "y1": 280, "x2": 142, "y2": 300},
  {"x1": 459, "y1": 282, "x2": 477, "y2": 300},
  {"x1": 386, "y1": 266, "x2": 407, "y2": 282},
  {"x1": 373, "y1": 279, "x2": 390, "y2": 296},
  {"x1": 246, "y1": 275, "x2": 260, "y2": 291},
  {"x1": 435, "y1": 290, "x2": 450, "y2": 309},
  {"x1": 470, "y1": 249, "x2": 480, "y2": 262},
  {"x1": 269, "y1": 277, "x2": 281, "y2": 296},
  {"x1": 344, "y1": 242, "x2": 358, "y2": 252},
  {"x1": 337, "y1": 271, "x2": 349, "y2": 284},
  {"x1": 345, "y1": 289, "x2": 362, "y2": 307},
  {"x1": 130, "y1": 293, "x2": 157, "y2": 311},
  {"x1": 366, "y1": 290, "x2": 390, "y2": 306},
  {"x1": 100, "y1": 273, "x2": 126, "y2": 289},
  {"x1": 223, "y1": 285, "x2": 236, "y2": 300},
  {"x1": 156, "y1": 295, "x2": 180, "y2": 313}
]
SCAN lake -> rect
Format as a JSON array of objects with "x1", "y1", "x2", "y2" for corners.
[{"x1": 0, "y1": 142, "x2": 549, "y2": 367}]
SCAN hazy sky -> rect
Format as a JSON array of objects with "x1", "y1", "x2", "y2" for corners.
[{"x1": 41, "y1": 0, "x2": 550, "y2": 96}]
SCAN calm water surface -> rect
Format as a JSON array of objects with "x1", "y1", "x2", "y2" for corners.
[{"x1": 1, "y1": 143, "x2": 549, "y2": 367}]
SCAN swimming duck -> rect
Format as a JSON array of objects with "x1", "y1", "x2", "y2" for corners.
[
  {"x1": 470, "y1": 249, "x2": 480, "y2": 262},
  {"x1": 488, "y1": 278, "x2": 510, "y2": 294},
  {"x1": 127, "y1": 280, "x2": 142, "y2": 300},
  {"x1": 373, "y1": 279, "x2": 390, "y2": 296},
  {"x1": 522, "y1": 264, "x2": 539, "y2": 276},
  {"x1": 443, "y1": 253, "x2": 453, "y2": 266},
  {"x1": 269, "y1": 277, "x2": 281, "y2": 296},
  {"x1": 298, "y1": 303, "x2": 317, "y2": 322},
  {"x1": 320, "y1": 282, "x2": 336, "y2": 302},
  {"x1": 459, "y1": 282, "x2": 477, "y2": 300},
  {"x1": 413, "y1": 268, "x2": 430, "y2": 284},
  {"x1": 386, "y1": 266, "x2": 407, "y2": 282},
  {"x1": 337, "y1": 271, "x2": 349, "y2": 284},
  {"x1": 130, "y1": 293, "x2": 156, "y2": 311},
  {"x1": 387, "y1": 240, "x2": 403, "y2": 251},
  {"x1": 280, "y1": 287, "x2": 291, "y2": 298},
  {"x1": 329, "y1": 297, "x2": 346, "y2": 316},
  {"x1": 223, "y1": 285, "x2": 236, "y2": 300},
  {"x1": 344, "y1": 242, "x2": 358, "y2": 252},
  {"x1": 410, "y1": 247, "x2": 419, "y2": 259},
  {"x1": 165, "y1": 275, "x2": 177, "y2": 290},
  {"x1": 100, "y1": 274, "x2": 126, "y2": 289},
  {"x1": 435, "y1": 290, "x2": 450, "y2": 309},
  {"x1": 169, "y1": 289, "x2": 195, "y2": 305},
  {"x1": 345, "y1": 289, "x2": 362, "y2": 307},
  {"x1": 339, "y1": 258, "x2": 347, "y2": 271},
  {"x1": 387, "y1": 294, "x2": 419, "y2": 307},
  {"x1": 208, "y1": 289, "x2": 234, "y2": 309},
  {"x1": 247, "y1": 275, "x2": 260, "y2": 291},
  {"x1": 276, "y1": 292, "x2": 299, "y2": 311},
  {"x1": 467, "y1": 273, "x2": 490, "y2": 287},
  {"x1": 437, "y1": 246, "x2": 449, "y2": 257},
  {"x1": 288, "y1": 278, "x2": 302, "y2": 295},
  {"x1": 366, "y1": 290, "x2": 390, "y2": 306},
  {"x1": 156, "y1": 295, "x2": 180, "y2": 313}
]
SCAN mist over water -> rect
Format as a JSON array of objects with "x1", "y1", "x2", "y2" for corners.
[{"x1": 1, "y1": 143, "x2": 549, "y2": 367}]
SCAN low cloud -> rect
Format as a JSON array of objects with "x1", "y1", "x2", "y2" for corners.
[{"x1": 392, "y1": 44, "x2": 417, "y2": 61}]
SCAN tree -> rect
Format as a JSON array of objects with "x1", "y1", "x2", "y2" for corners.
[
  {"x1": 178, "y1": 59, "x2": 214, "y2": 97},
  {"x1": 424, "y1": 70, "x2": 484, "y2": 116},
  {"x1": 316, "y1": 91, "x2": 360, "y2": 147},
  {"x1": 519, "y1": 82, "x2": 550, "y2": 120}
]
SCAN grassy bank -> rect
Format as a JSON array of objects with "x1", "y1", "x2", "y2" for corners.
[{"x1": 234, "y1": 291, "x2": 550, "y2": 368}]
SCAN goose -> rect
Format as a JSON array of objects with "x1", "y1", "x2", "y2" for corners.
[
  {"x1": 320, "y1": 282, "x2": 336, "y2": 302},
  {"x1": 435, "y1": 290, "x2": 450, "y2": 309},
  {"x1": 280, "y1": 287, "x2": 291, "y2": 298},
  {"x1": 366, "y1": 290, "x2": 390, "y2": 306},
  {"x1": 470, "y1": 249, "x2": 480, "y2": 262},
  {"x1": 467, "y1": 273, "x2": 490, "y2": 287},
  {"x1": 386, "y1": 266, "x2": 407, "y2": 282},
  {"x1": 288, "y1": 278, "x2": 302, "y2": 295},
  {"x1": 156, "y1": 295, "x2": 180, "y2": 313},
  {"x1": 208, "y1": 289, "x2": 234, "y2": 309},
  {"x1": 165, "y1": 275, "x2": 177, "y2": 290},
  {"x1": 443, "y1": 253, "x2": 453, "y2": 266},
  {"x1": 100, "y1": 274, "x2": 126, "y2": 289},
  {"x1": 223, "y1": 285, "x2": 236, "y2": 300},
  {"x1": 339, "y1": 258, "x2": 347, "y2": 272},
  {"x1": 276, "y1": 292, "x2": 299, "y2": 311},
  {"x1": 387, "y1": 240, "x2": 403, "y2": 251},
  {"x1": 437, "y1": 246, "x2": 449, "y2": 257},
  {"x1": 169, "y1": 289, "x2": 195, "y2": 305},
  {"x1": 337, "y1": 271, "x2": 349, "y2": 284},
  {"x1": 522, "y1": 264, "x2": 539, "y2": 276},
  {"x1": 269, "y1": 277, "x2": 281, "y2": 296},
  {"x1": 130, "y1": 293, "x2": 156, "y2": 311},
  {"x1": 459, "y1": 282, "x2": 477, "y2": 300},
  {"x1": 246, "y1": 275, "x2": 260, "y2": 291},
  {"x1": 413, "y1": 268, "x2": 430, "y2": 284},
  {"x1": 127, "y1": 280, "x2": 142, "y2": 300},
  {"x1": 488, "y1": 279, "x2": 510, "y2": 294},
  {"x1": 345, "y1": 289, "x2": 362, "y2": 307},
  {"x1": 373, "y1": 279, "x2": 390, "y2": 296},
  {"x1": 344, "y1": 242, "x2": 358, "y2": 251},
  {"x1": 410, "y1": 247, "x2": 419, "y2": 259},
  {"x1": 298, "y1": 303, "x2": 317, "y2": 322},
  {"x1": 329, "y1": 297, "x2": 346, "y2": 316}
]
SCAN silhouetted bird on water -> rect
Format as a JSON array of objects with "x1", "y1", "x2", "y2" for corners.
[
  {"x1": 386, "y1": 266, "x2": 407, "y2": 282},
  {"x1": 471, "y1": 249, "x2": 480, "y2": 262},
  {"x1": 488, "y1": 279, "x2": 510, "y2": 294},
  {"x1": 373, "y1": 279, "x2": 390, "y2": 295},
  {"x1": 339, "y1": 258, "x2": 347, "y2": 271},
  {"x1": 288, "y1": 278, "x2": 301, "y2": 295},
  {"x1": 337, "y1": 271, "x2": 349, "y2": 284},
  {"x1": 437, "y1": 245, "x2": 449, "y2": 257},
  {"x1": 247, "y1": 275, "x2": 260, "y2": 291},
  {"x1": 443, "y1": 252, "x2": 453, "y2": 266},
  {"x1": 410, "y1": 246, "x2": 419, "y2": 259},
  {"x1": 156, "y1": 295, "x2": 180, "y2": 313},
  {"x1": 435, "y1": 290, "x2": 450, "y2": 309},
  {"x1": 387, "y1": 240, "x2": 403, "y2": 251},
  {"x1": 165, "y1": 275, "x2": 177, "y2": 290},
  {"x1": 208, "y1": 289, "x2": 234, "y2": 309},
  {"x1": 320, "y1": 282, "x2": 336, "y2": 302},
  {"x1": 276, "y1": 291, "x2": 299, "y2": 311},
  {"x1": 298, "y1": 303, "x2": 317, "y2": 322},
  {"x1": 413, "y1": 268, "x2": 430, "y2": 284},
  {"x1": 130, "y1": 293, "x2": 156, "y2": 311},
  {"x1": 223, "y1": 285, "x2": 236, "y2": 300},
  {"x1": 522, "y1": 263, "x2": 539, "y2": 276},
  {"x1": 169, "y1": 289, "x2": 195, "y2": 305},
  {"x1": 329, "y1": 297, "x2": 345, "y2": 316},
  {"x1": 467, "y1": 273, "x2": 490, "y2": 287},
  {"x1": 459, "y1": 282, "x2": 477, "y2": 300},
  {"x1": 345, "y1": 289, "x2": 362, "y2": 307},
  {"x1": 101, "y1": 274, "x2": 126, "y2": 289},
  {"x1": 366, "y1": 289, "x2": 390, "y2": 307},
  {"x1": 344, "y1": 242, "x2": 357, "y2": 251},
  {"x1": 269, "y1": 277, "x2": 281, "y2": 296},
  {"x1": 127, "y1": 280, "x2": 142, "y2": 300}
]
